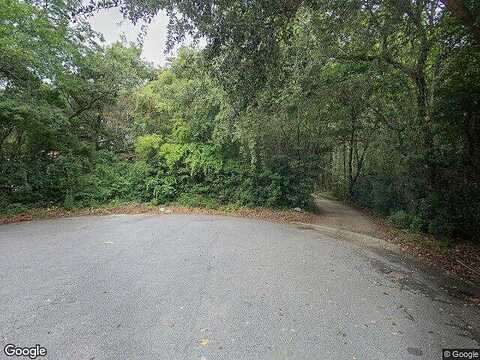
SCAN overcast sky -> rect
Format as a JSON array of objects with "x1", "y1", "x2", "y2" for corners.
[{"x1": 88, "y1": 8, "x2": 170, "y2": 67}]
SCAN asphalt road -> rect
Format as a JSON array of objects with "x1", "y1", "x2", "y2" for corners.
[{"x1": 0, "y1": 214, "x2": 479, "y2": 360}]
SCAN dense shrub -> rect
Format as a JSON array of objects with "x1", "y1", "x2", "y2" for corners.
[
  {"x1": 388, "y1": 211, "x2": 425, "y2": 233},
  {"x1": 58, "y1": 147, "x2": 315, "y2": 210}
]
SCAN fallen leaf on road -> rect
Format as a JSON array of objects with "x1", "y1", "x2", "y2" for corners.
[{"x1": 199, "y1": 338, "x2": 209, "y2": 347}]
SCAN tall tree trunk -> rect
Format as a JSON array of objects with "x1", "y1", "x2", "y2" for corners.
[
  {"x1": 348, "y1": 142, "x2": 354, "y2": 197},
  {"x1": 347, "y1": 112, "x2": 357, "y2": 198},
  {"x1": 343, "y1": 142, "x2": 347, "y2": 186},
  {"x1": 412, "y1": 69, "x2": 436, "y2": 193}
]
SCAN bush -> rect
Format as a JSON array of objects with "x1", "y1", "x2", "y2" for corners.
[
  {"x1": 409, "y1": 216, "x2": 426, "y2": 233},
  {"x1": 178, "y1": 193, "x2": 221, "y2": 208},
  {"x1": 388, "y1": 210, "x2": 411, "y2": 229},
  {"x1": 388, "y1": 210, "x2": 425, "y2": 233},
  {"x1": 63, "y1": 193, "x2": 76, "y2": 210},
  {"x1": 427, "y1": 216, "x2": 455, "y2": 238}
]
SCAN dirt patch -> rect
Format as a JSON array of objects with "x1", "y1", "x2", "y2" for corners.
[
  {"x1": 0, "y1": 203, "x2": 318, "y2": 226},
  {"x1": 312, "y1": 196, "x2": 384, "y2": 238},
  {"x1": 388, "y1": 232, "x2": 480, "y2": 290}
]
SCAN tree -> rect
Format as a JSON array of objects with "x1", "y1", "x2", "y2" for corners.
[
  {"x1": 0, "y1": 0, "x2": 152, "y2": 206},
  {"x1": 441, "y1": 0, "x2": 480, "y2": 44}
]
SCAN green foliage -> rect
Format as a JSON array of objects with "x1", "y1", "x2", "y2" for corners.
[
  {"x1": 178, "y1": 193, "x2": 221, "y2": 209},
  {"x1": 112, "y1": 48, "x2": 315, "y2": 209},
  {"x1": 135, "y1": 135, "x2": 164, "y2": 161},
  {"x1": 0, "y1": 0, "x2": 152, "y2": 209},
  {"x1": 388, "y1": 211, "x2": 425, "y2": 233}
]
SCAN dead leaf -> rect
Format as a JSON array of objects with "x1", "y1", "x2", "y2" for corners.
[{"x1": 199, "y1": 338, "x2": 209, "y2": 347}]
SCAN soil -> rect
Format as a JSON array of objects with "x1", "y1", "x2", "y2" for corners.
[{"x1": 311, "y1": 195, "x2": 383, "y2": 237}]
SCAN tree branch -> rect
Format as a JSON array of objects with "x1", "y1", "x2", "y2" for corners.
[{"x1": 441, "y1": 0, "x2": 480, "y2": 45}]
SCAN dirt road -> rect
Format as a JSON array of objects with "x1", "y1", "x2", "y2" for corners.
[{"x1": 312, "y1": 195, "x2": 382, "y2": 237}]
